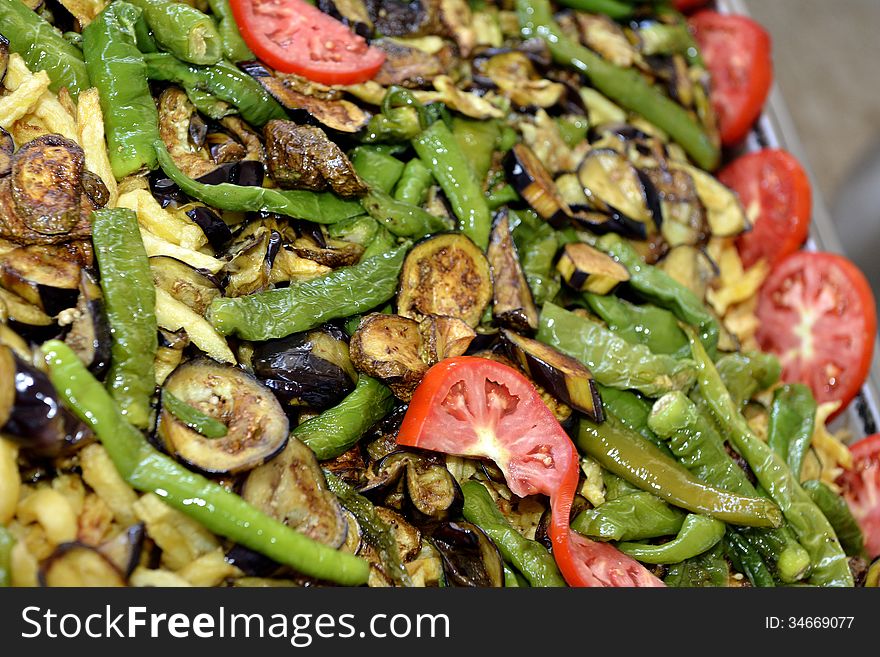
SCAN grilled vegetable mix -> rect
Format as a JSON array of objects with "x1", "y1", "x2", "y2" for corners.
[{"x1": 0, "y1": 0, "x2": 876, "y2": 588}]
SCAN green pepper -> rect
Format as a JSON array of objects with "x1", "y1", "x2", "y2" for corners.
[
  {"x1": 555, "y1": 0, "x2": 638, "y2": 20},
  {"x1": 83, "y1": 2, "x2": 161, "y2": 179},
  {"x1": 42, "y1": 341, "x2": 369, "y2": 586},
  {"x1": 572, "y1": 491, "x2": 686, "y2": 542},
  {"x1": 206, "y1": 0, "x2": 253, "y2": 62},
  {"x1": 802, "y1": 480, "x2": 865, "y2": 558},
  {"x1": 328, "y1": 214, "x2": 380, "y2": 247},
  {"x1": 768, "y1": 384, "x2": 817, "y2": 478},
  {"x1": 504, "y1": 564, "x2": 529, "y2": 587},
  {"x1": 638, "y1": 21, "x2": 698, "y2": 59},
  {"x1": 296, "y1": 376, "x2": 396, "y2": 461},
  {"x1": 537, "y1": 302, "x2": 697, "y2": 397},
  {"x1": 0, "y1": 526, "x2": 13, "y2": 587},
  {"x1": 129, "y1": 0, "x2": 222, "y2": 65},
  {"x1": 664, "y1": 542, "x2": 729, "y2": 587},
  {"x1": 144, "y1": 53, "x2": 285, "y2": 127},
  {"x1": 597, "y1": 386, "x2": 673, "y2": 456},
  {"x1": 0, "y1": 0, "x2": 90, "y2": 98},
  {"x1": 577, "y1": 415, "x2": 783, "y2": 528},
  {"x1": 155, "y1": 141, "x2": 363, "y2": 222},
  {"x1": 555, "y1": 116, "x2": 590, "y2": 148},
  {"x1": 163, "y1": 392, "x2": 227, "y2": 439},
  {"x1": 596, "y1": 233, "x2": 720, "y2": 358},
  {"x1": 362, "y1": 107, "x2": 424, "y2": 143},
  {"x1": 617, "y1": 514, "x2": 726, "y2": 564},
  {"x1": 133, "y1": 15, "x2": 159, "y2": 53},
  {"x1": 92, "y1": 208, "x2": 157, "y2": 429},
  {"x1": 462, "y1": 481, "x2": 565, "y2": 587},
  {"x1": 394, "y1": 158, "x2": 434, "y2": 206},
  {"x1": 413, "y1": 120, "x2": 492, "y2": 250},
  {"x1": 361, "y1": 190, "x2": 450, "y2": 239},
  {"x1": 486, "y1": 184, "x2": 520, "y2": 211},
  {"x1": 451, "y1": 117, "x2": 501, "y2": 185},
  {"x1": 515, "y1": 222, "x2": 561, "y2": 305},
  {"x1": 184, "y1": 87, "x2": 235, "y2": 120},
  {"x1": 350, "y1": 147, "x2": 405, "y2": 194},
  {"x1": 712, "y1": 351, "x2": 782, "y2": 408},
  {"x1": 684, "y1": 325, "x2": 854, "y2": 587},
  {"x1": 361, "y1": 226, "x2": 397, "y2": 260},
  {"x1": 209, "y1": 244, "x2": 408, "y2": 341},
  {"x1": 584, "y1": 293, "x2": 690, "y2": 359},
  {"x1": 724, "y1": 529, "x2": 776, "y2": 587},
  {"x1": 516, "y1": 0, "x2": 720, "y2": 170}
]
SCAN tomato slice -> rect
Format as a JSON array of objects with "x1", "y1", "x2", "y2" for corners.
[
  {"x1": 228, "y1": 0, "x2": 385, "y2": 85},
  {"x1": 837, "y1": 434, "x2": 880, "y2": 558},
  {"x1": 719, "y1": 149, "x2": 812, "y2": 269},
  {"x1": 756, "y1": 252, "x2": 877, "y2": 415},
  {"x1": 689, "y1": 11, "x2": 773, "y2": 145},
  {"x1": 397, "y1": 357, "x2": 664, "y2": 587}
]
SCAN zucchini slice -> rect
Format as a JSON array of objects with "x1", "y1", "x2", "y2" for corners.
[
  {"x1": 505, "y1": 143, "x2": 571, "y2": 228},
  {"x1": 556, "y1": 242, "x2": 630, "y2": 294},
  {"x1": 487, "y1": 211, "x2": 539, "y2": 333}
]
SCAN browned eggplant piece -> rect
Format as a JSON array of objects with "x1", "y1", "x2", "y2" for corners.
[
  {"x1": 290, "y1": 234, "x2": 364, "y2": 268},
  {"x1": 474, "y1": 51, "x2": 564, "y2": 108},
  {"x1": 0, "y1": 286, "x2": 53, "y2": 328},
  {"x1": 350, "y1": 313, "x2": 427, "y2": 401},
  {"x1": 501, "y1": 328, "x2": 604, "y2": 422},
  {"x1": 251, "y1": 324, "x2": 357, "y2": 409},
  {"x1": 644, "y1": 166, "x2": 708, "y2": 247},
  {"x1": 659, "y1": 244, "x2": 719, "y2": 300},
  {"x1": 372, "y1": 38, "x2": 445, "y2": 88},
  {"x1": 0, "y1": 244, "x2": 81, "y2": 315},
  {"x1": 149, "y1": 256, "x2": 222, "y2": 315},
  {"x1": 205, "y1": 129, "x2": 246, "y2": 163},
  {"x1": 366, "y1": 0, "x2": 436, "y2": 36},
  {"x1": 158, "y1": 87, "x2": 220, "y2": 180},
  {"x1": 318, "y1": 0, "x2": 373, "y2": 35},
  {"x1": 505, "y1": 143, "x2": 572, "y2": 228},
  {"x1": 220, "y1": 116, "x2": 266, "y2": 162},
  {"x1": 427, "y1": 521, "x2": 504, "y2": 587},
  {"x1": 158, "y1": 359, "x2": 289, "y2": 474},
  {"x1": 39, "y1": 542, "x2": 127, "y2": 587},
  {"x1": 96, "y1": 524, "x2": 146, "y2": 578},
  {"x1": 183, "y1": 205, "x2": 233, "y2": 251},
  {"x1": 556, "y1": 242, "x2": 630, "y2": 295},
  {"x1": 223, "y1": 226, "x2": 281, "y2": 297},
  {"x1": 397, "y1": 233, "x2": 493, "y2": 328},
  {"x1": 488, "y1": 211, "x2": 538, "y2": 333},
  {"x1": 64, "y1": 270, "x2": 111, "y2": 379},
  {"x1": 0, "y1": 127, "x2": 13, "y2": 177},
  {"x1": 418, "y1": 315, "x2": 475, "y2": 363},
  {"x1": 242, "y1": 437, "x2": 349, "y2": 548},
  {"x1": 264, "y1": 120, "x2": 367, "y2": 198},
  {"x1": 361, "y1": 451, "x2": 463, "y2": 520},
  {"x1": 375, "y1": 507, "x2": 421, "y2": 563},
  {"x1": 80, "y1": 170, "x2": 110, "y2": 209},
  {"x1": 0, "y1": 34, "x2": 8, "y2": 84}
]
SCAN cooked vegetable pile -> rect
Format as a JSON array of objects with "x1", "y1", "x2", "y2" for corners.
[{"x1": 0, "y1": 0, "x2": 878, "y2": 588}]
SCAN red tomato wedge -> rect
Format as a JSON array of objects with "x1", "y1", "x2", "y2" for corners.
[
  {"x1": 228, "y1": 0, "x2": 385, "y2": 85},
  {"x1": 756, "y1": 252, "x2": 877, "y2": 415},
  {"x1": 689, "y1": 11, "x2": 772, "y2": 145},
  {"x1": 397, "y1": 357, "x2": 664, "y2": 587},
  {"x1": 837, "y1": 433, "x2": 880, "y2": 558},
  {"x1": 719, "y1": 149, "x2": 812, "y2": 269}
]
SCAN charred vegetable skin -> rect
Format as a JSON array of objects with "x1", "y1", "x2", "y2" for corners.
[
  {"x1": 43, "y1": 341, "x2": 369, "y2": 585},
  {"x1": 488, "y1": 212, "x2": 539, "y2": 333}
]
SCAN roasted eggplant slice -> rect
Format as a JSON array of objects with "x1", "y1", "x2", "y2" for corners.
[
  {"x1": 488, "y1": 211, "x2": 539, "y2": 333},
  {"x1": 291, "y1": 235, "x2": 364, "y2": 268},
  {"x1": 149, "y1": 256, "x2": 222, "y2": 315},
  {"x1": 251, "y1": 324, "x2": 357, "y2": 409},
  {"x1": 39, "y1": 542, "x2": 127, "y2": 587},
  {"x1": 366, "y1": 0, "x2": 435, "y2": 37},
  {"x1": 97, "y1": 524, "x2": 146, "y2": 578},
  {"x1": 0, "y1": 127, "x2": 13, "y2": 177},
  {"x1": 501, "y1": 328, "x2": 604, "y2": 422},
  {"x1": 578, "y1": 148, "x2": 660, "y2": 232},
  {"x1": 427, "y1": 521, "x2": 504, "y2": 587},
  {"x1": 224, "y1": 226, "x2": 280, "y2": 297},
  {"x1": 350, "y1": 313, "x2": 428, "y2": 401},
  {"x1": 0, "y1": 244, "x2": 80, "y2": 315},
  {"x1": 318, "y1": 0, "x2": 373, "y2": 35},
  {"x1": 375, "y1": 507, "x2": 422, "y2": 563},
  {"x1": 242, "y1": 437, "x2": 349, "y2": 548},
  {"x1": 373, "y1": 39, "x2": 445, "y2": 88},
  {"x1": 475, "y1": 51, "x2": 565, "y2": 108},
  {"x1": 660, "y1": 244, "x2": 719, "y2": 300},
  {"x1": 158, "y1": 359, "x2": 289, "y2": 474},
  {"x1": 361, "y1": 451, "x2": 463, "y2": 520},
  {"x1": 64, "y1": 270, "x2": 111, "y2": 379},
  {"x1": 183, "y1": 205, "x2": 233, "y2": 251},
  {"x1": 397, "y1": 233, "x2": 492, "y2": 328},
  {"x1": 505, "y1": 143, "x2": 572, "y2": 228},
  {"x1": 556, "y1": 242, "x2": 630, "y2": 294},
  {"x1": 672, "y1": 163, "x2": 748, "y2": 237},
  {"x1": 418, "y1": 315, "x2": 475, "y2": 363},
  {"x1": 644, "y1": 165, "x2": 708, "y2": 247}
]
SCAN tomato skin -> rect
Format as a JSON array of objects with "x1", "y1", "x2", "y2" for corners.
[
  {"x1": 673, "y1": 0, "x2": 709, "y2": 11},
  {"x1": 228, "y1": 0, "x2": 385, "y2": 85},
  {"x1": 756, "y1": 252, "x2": 877, "y2": 416},
  {"x1": 836, "y1": 434, "x2": 880, "y2": 558},
  {"x1": 690, "y1": 11, "x2": 773, "y2": 145},
  {"x1": 398, "y1": 357, "x2": 664, "y2": 587},
  {"x1": 719, "y1": 149, "x2": 812, "y2": 269}
]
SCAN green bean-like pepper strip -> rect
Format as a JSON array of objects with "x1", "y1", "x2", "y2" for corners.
[
  {"x1": 555, "y1": 0, "x2": 637, "y2": 19},
  {"x1": 361, "y1": 227, "x2": 397, "y2": 260},
  {"x1": 163, "y1": 392, "x2": 228, "y2": 439},
  {"x1": 361, "y1": 190, "x2": 450, "y2": 239},
  {"x1": 598, "y1": 385, "x2": 674, "y2": 456},
  {"x1": 452, "y1": 117, "x2": 501, "y2": 185},
  {"x1": 713, "y1": 351, "x2": 782, "y2": 408},
  {"x1": 664, "y1": 542, "x2": 729, "y2": 587},
  {"x1": 0, "y1": 0, "x2": 90, "y2": 98},
  {"x1": 538, "y1": 302, "x2": 697, "y2": 397},
  {"x1": 684, "y1": 325, "x2": 854, "y2": 587},
  {"x1": 724, "y1": 529, "x2": 776, "y2": 587},
  {"x1": 572, "y1": 491, "x2": 686, "y2": 542},
  {"x1": 350, "y1": 146, "x2": 405, "y2": 194},
  {"x1": 84, "y1": 2, "x2": 161, "y2": 179},
  {"x1": 802, "y1": 480, "x2": 865, "y2": 558},
  {"x1": 206, "y1": 0, "x2": 253, "y2": 62},
  {"x1": 92, "y1": 208, "x2": 157, "y2": 429},
  {"x1": 768, "y1": 384, "x2": 817, "y2": 478},
  {"x1": 462, "y1": 481, "x2": 565, "y2": 587},
  {"x1": 516, "y1": 223, "x2": 561, "y2": 305},
  {"x1": 577, "y1": 415, "x2": 784, "y2": 528},
  {"x1": 382, "y1": 86, "x2": 429, "y2": 128},
  {"x1": 129, "y1": 0, "x2": 222, "y2": 65},
  {"x1": 155, "y1": 141, "x2": 363, "y2": 222},
  {"x1": 0, "y1": 526, "x2": 13, "y2": 587},
  {"x1": 486, "y1": 184, "x2": 520, "y2": 211},
  {"x1": 394, "y1": 158, "x2": 434, "y2": 206},
  {"x1": 617, "y1": 514, "x2": 726, "y2": 564},
  {"x1": 413, "y1": 120, "x2": 492, "y2": 249},
  {"x1": 584, "y1": 293, "x2": 690, "y2": 359},
  {"x1": 297, "y1": 376, "x2": 396, "y2": 460},
  {"x1": 42, "y1": 341, "x2": 369, "y2": 585},
  {"x1": 362, "y1": 107, "x2": 424, "y2": 143},
  {"x1": 516, "y1": 0, "x2": 720, "y2": 170}
]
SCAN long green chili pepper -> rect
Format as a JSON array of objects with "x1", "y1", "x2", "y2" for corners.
[
  {"x1": 572, "y1": 491, "x2": 686, "y2": 542},
  {"x1": 209, "y1": 244, "x2": 408, "y2": 341},
  {"x1": 538, "y1": 302, "x2": 697, "y2": 397},
  {"x1": 577, "y1": 415, "x2": 783, "y2": 528},
  {"x1": 504, "y1": 564, "x2": 529, "y2": 587},
  {"x1": 92, "y1": 208, "x2": 157, "y2": 429},
  {"x1": 452, "y1": 117, "x2": 501, "y2": 185},
  {"x1": 684, "y1": 325, "x2": 854, "y2": 587},
  {"x1": 664, "y1": 542, "x2": 729, "y2": 587},
  {"x1": 361, "y1": 190, "x2": 450, "y2": 239},
  {"x1": 162, "y1": 392, "x2": 228, "y2": 439},
  {"x1": 517, "y1": 0, "x2": 720, "y2": 170},
  {"x1": 144, "y1": 53, "x2": 285, "y2": 127},
  {"x1": 725, "y1": 529, "x2": 776, "y2": 587},
  {"x1": 555, "y1": 0, "x2": 638, "y2": 20},
  {"x1": 802, "y1": 480, "x2": 865, "y2": 558},
  {"x1": 206, "y1": 0, "x2": 253, "y2": 62},
  {"x1": 129, "y1": 0, "x2": 222, "y2": 65},
  {"x1": 0, "y1": 0, "x2": 90, "y2": 98},
  {"x1": 325, "y1": 471, "x2": 411, "y2": 587},
  {"x1": 516, "y1": 223, "x2": 561, "y2": 305},
  {"x1": 362, "y1": 107, "x2": 424, "y2": 143},
  {"x1": 382, "y1": 86, "x2": 429, "y2": 127},
  {"x1": 584, "y1": 293, "x2": 690, "y2": 359},
  {"x1": 596, "y1": 233, "x2": 720, "y2": 358},
  {"x1": 350, "y1": 146, "x2": 405, "y2": 194},
  {"x1": 486, "y1": 184, "x2": 520, "y2": 211},
  {"x1": 297, "y1": 376, "x2": 396, "y2": 461},
  {"x1": 184, "y1": 87, "x2": 235, "y2": 120},
  {"x1": 133, "y1": 14, "x2": 159, "y2": 52},
  {"x1": 328, "y1": 214, "x2": 380, "y2": 247},
  {"x1": 767, "y1": 384, "x2": 817, "y2": 478},
  {"x1": 42, "y1": 341, "x2": 369, "y2": 586},
  {"x1": 394, "y1": 158, "x2": 434, "y2": 206},
  {"x1": 413, "y1": 120, "x2": 492, "y2": 249},
  {"x1": 155, "y1": 141, "x2": 363, "y2": 222},
  {"x1": 0, "y1": 526, "x2": 13, "y2": 587},
  {"x1": 617, "y1": 514, "x2": 726, "y2": 564},
  {"x1": 597, "y1": 385, "x2": 674, "y2": 456},
  {"x1": 462, "y1": 481, "x2": 565, "y2": 587},
  {"x1": 84, "y1": 2, "x2": 161, "y2": 179},
  {"x1": 713, "y1": 351, "x2": 782, "y2": 408}
]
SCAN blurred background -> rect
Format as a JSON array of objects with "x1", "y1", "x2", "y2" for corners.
[{"x1": 744, "y1": 0, "x2": 880, "y2": 299}]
